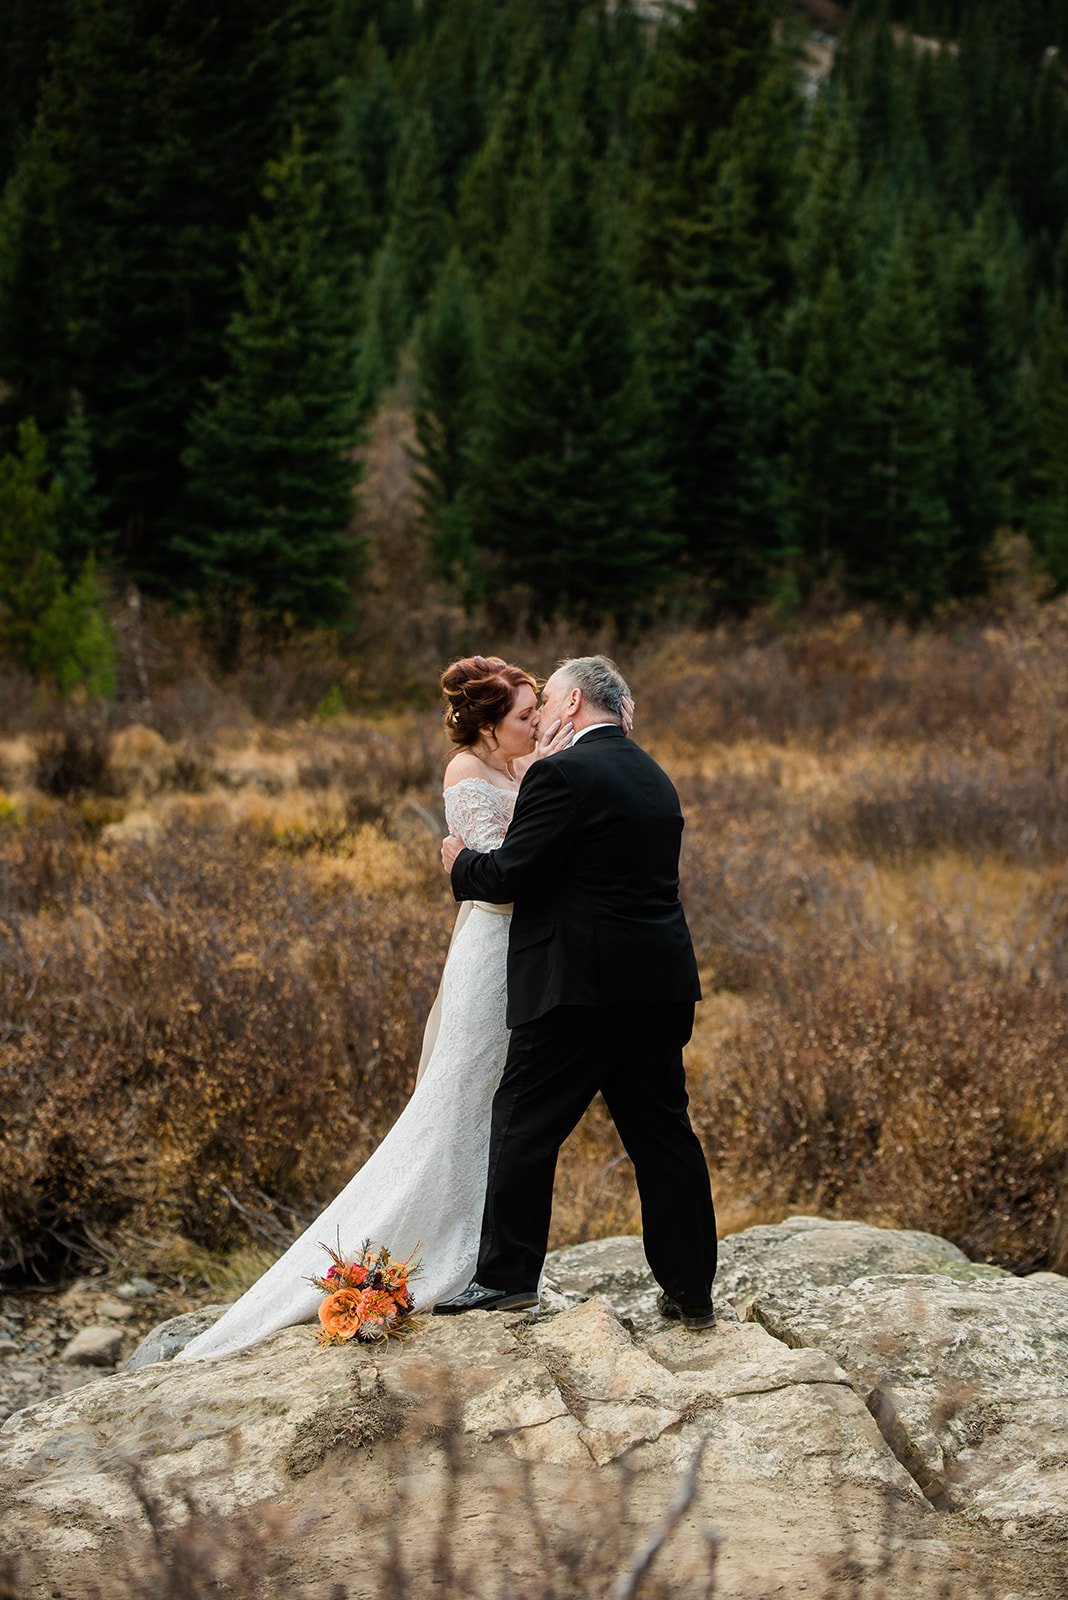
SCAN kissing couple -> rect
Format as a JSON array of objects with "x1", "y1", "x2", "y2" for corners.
[{"x1": 178, "y1": 654, "x2": 717, "y2": 1363}]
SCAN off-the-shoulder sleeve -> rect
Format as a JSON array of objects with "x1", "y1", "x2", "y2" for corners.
[{"x1": 444, "y1": 781, "x2": 511, "y2": 852}]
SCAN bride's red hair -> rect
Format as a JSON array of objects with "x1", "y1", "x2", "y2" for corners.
[{"x1": 440, "y1": 656, "x2": 537, "y2": 748}]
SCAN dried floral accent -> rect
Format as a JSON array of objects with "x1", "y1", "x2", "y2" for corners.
[{"x1": 307, "y1": 1235, "x2": 420, "y2": 1347}]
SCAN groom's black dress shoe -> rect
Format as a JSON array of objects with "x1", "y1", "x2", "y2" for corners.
[
  {"x1": 433, "y1": 1281, "x2": 539, "y2": 1315},
  {"x1": 656, "y1": 1290, "x2": 716, "y2": 1330}
]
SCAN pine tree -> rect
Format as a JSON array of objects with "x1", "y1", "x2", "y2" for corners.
[
  {"x1": 500, "y1": 0, "x2": 586, "y2": 71},
  {"x1": 1031, "y1": 298, "x2": 1068, "y2": 589},
  {"x1": 469, "y1": 136, "x2": 672, "y2": 623},
  {"x1": 0, "y1": 3, "x2": 224, "y2": 578},
  {"x1": 0, "y1": 420, "x2": 64, "y2": 670},
  {"x1": 0, "y1": 0, "x2": 72, "y2": 182},
  {"x1": 358, "y1": 108, "x2": 448, "y2": 403},
  {"x1": 32, "y1": 557, "x2": 117, "y2": 698},
  {"x1": 557, "y1": 0, "x2": 648, "y2": 165},
  {"x1": 918, "y1": 46, "x2": 976, "y2": 215},
  {"x1": 791, "y1": 97, "x2": 864, "y2": 303},
  {"x1": 712, "y1": 50, "x2": 806, "y2": 318},
  {"x1": 0, "y1": 418, "x2": 115, "y2": 693},
  {"x1": 834, "y1": 233, "x2": 955, "y2": 609},
  {"x1": 957, "y1": 2, "x2": 1015, "y2": 196},
  {"x1": 356, "y1": 242, "x2": 411, "y2": 409},
  {"x1": 851, "y1": 7, "x2": 900, "y2": 179},
  {"x1": 454, "y1": 40, "x2": 551, "y2": 282},
  {"x1": 318, "y1": 76, "x2": 378, "y2": 287},
  {"x1": 346, "y1": 24, "x2": 405, "y2": 231},
  {"x1": 327, "y1": 0, "x2": 415, "y2": 57},
  {"x1": 51, "y1": 401, "x2": 110, "y2": 568},
  {"x1": 0, "y1": 0, "x2": 355, "y2": 594},
  {"x1": 180, "y1": 135, "x2": 365, "y2": 659},
  {"x1": 1008, "y1": 53, "x2": 1068, "y2": 241},
  {"x1": 786, "y1": 262, "x2": 863, "y2": 584},
  {"x1": 466, "y1": 68, "x2": 560, "y2": 350},
  {"x1": 385, "y1": 109, "x2": 449, "y2": 320},
  {"x1": 939, "y1": 223, "x2": 1024, "y2": 587},
  {"x1": 416, "y1": 0, "x2": 497, "y2": 207},
  {"x1": 655, "y1": 180, "x2": 790, "y2": 610},
  {"x1": 412, "y1": 252, "x2": 483, "y2": 597},
  {"x1": 0, "y1": 115, "x2": 74, "y2": 452},
  {"x1": 633, "y1": 0, "x2": 777, "y2": 288},
  {"x1": 636, "y1": 0, "x2": 775, "y2": 179}
]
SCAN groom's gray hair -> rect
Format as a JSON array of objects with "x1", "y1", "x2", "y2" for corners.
[{"x1": 556, "y1": 655, "x2": 630, "y2": 718}]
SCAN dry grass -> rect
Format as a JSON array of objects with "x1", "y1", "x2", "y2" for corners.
[
  {"x1": 0, "y1": 810, "x2": 452, "y2": 1278},
  {"x1": 690, "y1": 942, "x2": 1067, "y2": 1270},
  {"x1": 632, "y1": 614, "x2": 1027, "y2": 751},
  {"x1": 813, "y1": 755, "x2": 1068, "y2": 864},
  {"x1": 1, "y1": 524, "x2": 1067, "y2": 1287}
]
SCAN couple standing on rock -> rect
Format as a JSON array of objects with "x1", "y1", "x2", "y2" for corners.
[{"x1": 178, "y1": 654, "x2": 717, "y2": 1364}]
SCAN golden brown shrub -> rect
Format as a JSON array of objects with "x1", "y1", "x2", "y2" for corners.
[
  {"x1": 696, "y1": 940, "x2": 1068, "y2": 1272},
  {"x1": 4, "y1": 590, "x2": 1068, "y2": 1288},
  {"x1": 33, "y1": 716, "x2": 119, "y2": 799},
  {"x1": 0, "y1": 818, "x2": 452, "y2": 1277},
  {"x1": 814, "y1": 756, "x2": 1068, "y2": 864}
]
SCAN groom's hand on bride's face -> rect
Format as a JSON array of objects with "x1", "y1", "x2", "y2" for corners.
[{"x1": 441, "y1": 833, "x2": 463, "y2": 873}]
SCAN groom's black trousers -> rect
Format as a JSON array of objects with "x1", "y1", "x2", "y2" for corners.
[{"x1": 476, "y1": 1002, "x2": 717, "y2": 1306}]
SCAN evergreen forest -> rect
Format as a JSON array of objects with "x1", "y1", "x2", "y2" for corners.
[{"x1": 3, "y1": 0, "x2": 1068, "y2": 684}]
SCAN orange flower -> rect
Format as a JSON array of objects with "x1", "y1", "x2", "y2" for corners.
[
  {"x1": 318, "y1": 1288, "x2": 364, "y2": 1342},
  {"x1": 359, "y1": 1288, "x2": 398, "y2": 1323}
]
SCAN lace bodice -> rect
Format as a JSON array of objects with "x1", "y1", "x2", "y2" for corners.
[{"x1": 444, "y1": 777, "x2": 516, "y2": 852}]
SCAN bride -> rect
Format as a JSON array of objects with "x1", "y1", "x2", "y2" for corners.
[{"x1": 177, "y1": 655, "x2": 576, "y2": 1362}]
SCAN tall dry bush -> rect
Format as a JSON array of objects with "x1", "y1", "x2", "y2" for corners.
[
  {"x1": 908, "y1": 876, "x2": 1068, "y2": 986},
  {"x1": 696, "y1": 938, "x2": 1068, "y2": 1272},
  {"x1": 0, "y1": 665, "x2": 37, "y2": 735},
  {"x1": 633, "y1": 615, "x2": 1030, "y2": 750},
  {"x1": 296, "y1": 713, "x2": 444, "y2": 824},
  {"x1": 815, "y1": 756, "x2": 1068, "y2": 864},
  {"x1": 5, "y1": 574, "x2": 1068, "y2": 1288},
  {"x1": 677, "y1": 771, "x2": 854, "y2": 992},
  {"x1": 0, "y1": 818, "x2": 452, "y2": 1278},
  {"x1": 674, "y1": 749, "x2": 1068, "y2": 1273},
  {"x1": 0, "y1": 807, "x2": 90, "y2": 916},
  {"x1": 33, "y1": 715, "x2": 119, "y2": 799}
]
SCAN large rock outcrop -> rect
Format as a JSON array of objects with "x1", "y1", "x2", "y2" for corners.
[
  {"x1": 1, "y1": 1220, "x2": 1065, "y2": 1599},
  {"x1": 752, "y1": 1273, "x2": 1068, "y2": 1521}
]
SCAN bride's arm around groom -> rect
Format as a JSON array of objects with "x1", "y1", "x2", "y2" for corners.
[{"x1": 437, "y1": 655, "x2": 718, "y2": 1327}]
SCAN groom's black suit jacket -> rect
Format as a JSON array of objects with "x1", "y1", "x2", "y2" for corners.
[{"x1": 450, "y1": 726, "x2": 701, "y2": 1028}]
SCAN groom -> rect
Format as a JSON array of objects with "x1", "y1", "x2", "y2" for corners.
[{"x1": 435, "y1": 655, "x2": 717, "y2": 1328}]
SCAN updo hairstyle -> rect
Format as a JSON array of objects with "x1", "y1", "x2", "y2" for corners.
[{"x1": 440, "y1": 655, "x2": 537, "y2": 749}]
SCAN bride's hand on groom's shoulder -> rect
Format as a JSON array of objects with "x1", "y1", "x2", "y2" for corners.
[
  {"x1": 441, "y1": 833, "x2": 463, "y2": 872},
  {"x1": 621, "y1": 694, "x2": 635, "y2": 736}
]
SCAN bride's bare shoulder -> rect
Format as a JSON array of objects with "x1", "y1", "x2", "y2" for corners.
[{"x1": 443, "y1": 750, "x2": 486, "y2": 791}]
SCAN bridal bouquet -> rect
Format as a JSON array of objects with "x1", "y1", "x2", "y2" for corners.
[{"x1": 308, "y1": 1237, "x2": 421, "y2": 1347}]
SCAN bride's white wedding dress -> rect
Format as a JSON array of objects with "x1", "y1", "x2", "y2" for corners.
[{"x1": 177, "y1": 778, "x2": 515, "y2": 1363}]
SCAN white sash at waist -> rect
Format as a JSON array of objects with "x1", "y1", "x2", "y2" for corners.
[{"x1": 472, "y1": 899, "x2": 514, "y2": 917}]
